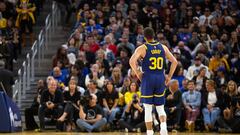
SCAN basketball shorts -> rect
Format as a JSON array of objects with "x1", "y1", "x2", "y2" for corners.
[{"x1": 140, "y1": 72, "x2": 166, "y2": 105}]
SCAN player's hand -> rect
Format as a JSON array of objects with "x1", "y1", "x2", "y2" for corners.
[{"x1": 165, "y1": 75, "x2": 171, "y2": 86}]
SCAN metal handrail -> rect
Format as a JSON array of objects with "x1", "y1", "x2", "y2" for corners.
[{"x1": 12, "y1": 1, "x2": 60, "y2": 107}]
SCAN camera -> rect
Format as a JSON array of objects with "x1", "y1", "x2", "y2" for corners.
[
  {"x1": 47, "y1": 101, "x2": 52, "y2": 105},
  {"x1": 132, "y1": 94, "x2": 138, "y2": 104},
  {"x1": 79, "y1": 94, "x2": 92, "y2": 105}
]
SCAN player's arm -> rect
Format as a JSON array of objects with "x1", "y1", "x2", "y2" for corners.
[
  {"x1": 129, "y1": 45, "x2": 146, "y2": 81},
  {"x1": 163, "y1": 45, "x2": 178, "y2": 84}
]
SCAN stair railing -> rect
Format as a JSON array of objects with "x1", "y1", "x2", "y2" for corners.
[{"x1": 12, "y1": 1, "x2": 60, "y2": 107}]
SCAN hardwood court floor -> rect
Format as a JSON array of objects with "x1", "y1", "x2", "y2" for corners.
[{"x1": 0, "y1": 132, "x2": 235, "y2": 135}]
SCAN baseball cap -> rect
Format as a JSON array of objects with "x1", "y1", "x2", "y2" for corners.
[
  {"x1": 193, "y1": 16, "x2": 199, "y2": 21},
  {"x1": 116, "y1": 60, "x2": 122, "y2": 64},
  {"x1": 195, "y1": 56, "x2": 201, "y2": 60},
  {"x1": 173, "y1": 48, "x2": 181, "y2": 54}
]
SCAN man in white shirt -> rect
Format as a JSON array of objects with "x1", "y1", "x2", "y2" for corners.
[
  {"x1": 186, "y1": 56, "x2": 210, "y2": 80},
  {"x1": 199, "y1": 8, "x2": 213, "y2": 27}
]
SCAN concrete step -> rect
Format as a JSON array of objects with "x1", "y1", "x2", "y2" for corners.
[{"x1": 17, "y1": 1, "x2": 71, "y2": 118}]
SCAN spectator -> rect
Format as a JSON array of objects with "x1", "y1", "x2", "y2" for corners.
[
  {"x1": 222, "y1": 80, "x2": 239, "y2": 121},
  {"x1": 95, "y1": 49, "x2": 110, "y2": 77},
  {"x1": 118, "y1": 76, "x2": 131, "y2": 95},
  {"x1": 67, "y1": 64, "x2": 85, "y2": 88},
  {"x1": 177, "y1": 27, "x2": 192, "y2": 44},
  {"x1": 4, "y1": 19, "x2": 18, "y2": 70},
  {"x1": 64, "y1": 77, "x2": 85, "y2": 96},
  {"x1": 135, "y1": 24, "x2": 144, "y2": 45},
  {"x1": 172, "y1": 48, "x2": 189, "y2": 70},
  {"x1": 180, "y1": 78, "x2": 188, "y2": 93},
  {"x1": 124, "y1": 82, "x2": 141, "y2": 106},
  {"x1": 85, "y1": 64, "x2": 105, "y2": 89},
  {"x1": 58, "y1": 78, "x2": 81, "y2": 131},
  {"x1": 95, "y1": 10, "x2": 108, "y2": 28},
  {"x1": 186, "y1": 56, "x2": 210, "y2": 80},
  {"x1": 192, "y1": 67, "x2": 208, "y2": 91},
  {"x1": 76, "y1": 94, "x2": 107, "y2": 132},
  {"x1": 52, "y1": 46, "x2": 70, "y2": 68},
  {"x1": 114, "y1": 49, "x2": 130, "y2": 76},
  {"x1": 80, "y1": 42, "x2": 96, "y2": 66},
  {"x1": 230, "y1": 51, "x2": 240, "y2": 84},
  {"x1": 217, "y1": 84, "x2": 240, "y2": 133},
  {"x1": 214, "y1": 67, "x2": 228, "y2": 88},
  {"x1": 172, "y1": 65, "x2": 185, "y2": 88},
  {"x1": 84, "y1": 80, "x2": 103, "y2": 106},
  {"x1": 109, "y1": 66, "x2": 123, "y2": 89},
  {"x1": 15, "y1": 0, "x2": 36, "y2": 47},
  {"x1": 0, "y1": 35, "x2": 11, "y2": 70},
  {"x1": 174, "y1": 41, "x2": 192, "y2": 68},
  {"x1": 208, "y1": 52, "x2": 230, "y2": 74},
  {"x1": 85, "y1": 35, "x2": 100, "y2": 53},
  {"x1": 67, "y1": 37, "x2": 79, "y2": 57},
  {"x1": 99, "y1": 37, "x2": 116, "y2": 66},
  {"x1": 202, "y1": 79, "x2": 223, "y2": 131},
  {"x1": 38, "y1": 79, "x2": 64, "y2": 131},
  {"x1": 86, "y1": 19, "x2": 103, "y2": 36},
  {"x1": 25, "y1": 79, "x2": 45, "y2": 130},
  {"x1": 188, "y1": 31, "x2": 201, "y2": 51},
  {"x1": 102, "y1": 35, "x2": 117, "y2": 57},
  {"x1": 117, "y1": 34, "x2": 135, "y2": 57},
  {"x1": 52, "y1": 66, "x2": 68, "y2": 87},
  {"x1": 102, "y1": 80, "x2": 120, "y2": 125},
  {"x1": 165, "y1": 80, "x2": 182, "y2": 131},
  {"x1": 182, "y1": 80, "x2": 201, "y2": 132},
  {"x1": 0, "y1": 61, "x2": 14, "y2": 97},
  {"x1": 119, "y1": 93, "x2": 145, "y2": 132},
  {"x1": 199, "y1": 8, "x2": 213, "y2": 27}
]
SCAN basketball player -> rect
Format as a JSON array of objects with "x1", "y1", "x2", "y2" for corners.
[{"x1": 129, "y1": 27, "x2": 178, "y2": 135}]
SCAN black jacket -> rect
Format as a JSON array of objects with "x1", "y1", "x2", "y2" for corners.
[
  {"x1": 40, "y1": 89, "x2": 63, "y2": 108},
  {"x1": 201, "y1": 89, "x2": 223, "y2": 109}
]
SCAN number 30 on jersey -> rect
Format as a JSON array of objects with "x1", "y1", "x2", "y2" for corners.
[{"x1": 149, "y1": 57, "x2": 163, "y2": 70}]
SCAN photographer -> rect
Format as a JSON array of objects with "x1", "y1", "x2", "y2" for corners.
[
  {"x1": 84, "y1": 80, "x2": 103, "y2": 106},
  {"x1": 119, "y1": 94, "x2": 145, "y2": 132},
  {"x1": 38, "y1": 79, "x2": 64, "y2": 131},
  {"x1": 76, "y1": 94, "x2": 107, "y2": 132},
  {"x1": 57, "y1": 78, "x2": 81, "y2": 131}
]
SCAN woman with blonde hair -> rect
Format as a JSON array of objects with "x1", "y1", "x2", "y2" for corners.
[
  {"x1": 109, "y1": 67, "x2": 123, "y2": 89},
  {"x1": 217, "y1": 80, "x2": 240, "y2": 133},
  {"x1": 223, "y1": 80, "x2": 238, "y2": 120}
]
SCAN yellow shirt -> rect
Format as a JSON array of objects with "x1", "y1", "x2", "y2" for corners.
[
  {"x1": 208, "y1": 57, "x2": 230, "y2": 72},
  {"x1": 124, "y1": 91, "x2": 141, "y2": 105}
]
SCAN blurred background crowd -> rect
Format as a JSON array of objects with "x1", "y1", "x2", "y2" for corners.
[{"x1": 0, "y1": 0, "x2": 239, "y2": 133}]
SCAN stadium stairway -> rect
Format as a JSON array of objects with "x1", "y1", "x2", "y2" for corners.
[{"x1": 12, "y1": 0, "x2": 70, "y2": 121}]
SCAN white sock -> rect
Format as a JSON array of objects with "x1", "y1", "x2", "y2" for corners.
[
  {"x1": 147, "y1": 130, "x2": 154, "y2": 135},
  {"x1": 160, "y1": 122, "x2": 168, "y2": 135},
  {"x1": 160, "y1": 122, "x2": 167, "y2": 130}
]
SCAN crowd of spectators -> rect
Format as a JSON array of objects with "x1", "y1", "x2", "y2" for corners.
[
  {"x1": 24, "y1": 0, "x2": 240, "y2": 133},
  {"x1": 0, "y1": 0, "x2": 44, "y2": 71},
  {"x1": 0, "y1": 0, "x2": 44, "y2": 98}
]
